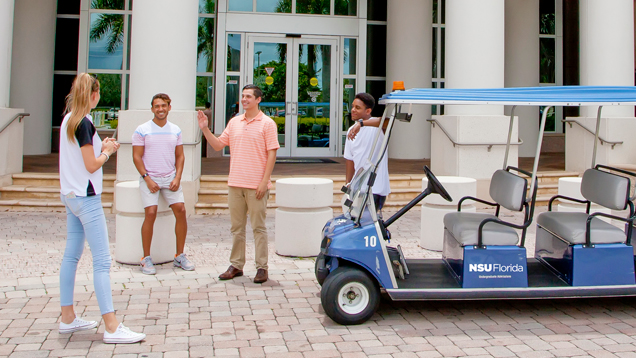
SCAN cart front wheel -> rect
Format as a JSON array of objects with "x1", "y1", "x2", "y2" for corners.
[{"x1": 321, "y1": 267, "x2": 380, "y2": 325}]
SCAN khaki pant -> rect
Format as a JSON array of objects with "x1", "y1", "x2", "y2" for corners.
[{"x1": 228, "y1": 186, "x2": 269, "y2": 270}]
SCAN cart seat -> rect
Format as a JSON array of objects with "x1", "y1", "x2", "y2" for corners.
[
  {"x1": 537, "y1": 167, "x2": 632, "y2": 245},
  {"x1": 537, "y1": 212, "x2": 626, "y2": 244},
  {"x1": 444, "y1": 213, "x2": 519, "y2": 246}
]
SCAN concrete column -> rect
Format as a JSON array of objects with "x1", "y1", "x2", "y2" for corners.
[
  {"x1": 504, "y1": 0, "x2": 540, "y2": 158},
  {"x1": 0, "y1": 0, "x2": 15, "y2": 108},
  {"x1": 10, "y1": 0, "x2": 56, "y2": 155},
  {"x1": 566, "y1": 1, "x2": 636, "y2": 172},
  {"x1": 385, "y1": 0, "x2": 431, "y2": 159},
  {"x1": 445, "y1": 0, "x2": 505, "y2": 116},
  {"x1": 432, "y1": 0, "x2": 514, "y2": 197},
  {"x1": 117, "y1": 0, "x2": 200, "y2": 214}
]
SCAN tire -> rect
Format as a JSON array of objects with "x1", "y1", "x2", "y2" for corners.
[
  {"x1": 321, "y1": 266, "x2": 380, "y2": 325},
  {"x1": 315, "y1": 252, "x2": 326, "y2": 286}
]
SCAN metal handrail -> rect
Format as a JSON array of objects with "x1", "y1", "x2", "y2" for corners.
[
  {"x1": 0, "y1": 113, "x2": 29, "y2": 135},
  {"x1": 427, "y1": 119, "x2": 523, "y2": 152},
  {"x1": 562, "y1": 118, "x2": 623, "y2": 149}
]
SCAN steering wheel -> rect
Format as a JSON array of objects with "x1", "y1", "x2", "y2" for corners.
[{"x1": 423, "y1": 165, "x2": 452, "y2": 202}]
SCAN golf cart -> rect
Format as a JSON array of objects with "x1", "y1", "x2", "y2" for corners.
[{"x1": 315, "y1": 86, "x2": 636, "y2": 325}]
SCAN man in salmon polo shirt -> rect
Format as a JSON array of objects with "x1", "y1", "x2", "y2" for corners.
[{"x1": 197, "y1": 84, "x2": 279, "y2": 283}]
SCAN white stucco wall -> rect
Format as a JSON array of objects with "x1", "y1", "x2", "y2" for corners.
[
  {"x1": 504, "y1": 0, "x2": 540, "y2": 158},
  {"x1": 0, "y1": 0, "x2": 15, "y2": 108},
  {"x1": 385, "y1": 0, "x2": 432, "y2": 159},
  {"x1": 10, "y1": 0, "x2": 56, "y2": 155}
]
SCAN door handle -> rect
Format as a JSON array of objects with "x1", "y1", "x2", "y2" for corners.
[
  {"x1": 286, "y1": 102, "x2": 292, "y2": 116},
  {"x1": 291, "y1": 102, "x2": 298, "y2": 116}
]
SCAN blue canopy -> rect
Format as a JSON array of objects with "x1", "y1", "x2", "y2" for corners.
[{"x1": 379, "y1": 86, "x2": 636, "y2": 106}]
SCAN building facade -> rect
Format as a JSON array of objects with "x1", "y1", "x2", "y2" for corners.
[{"x1": 2, "y1": 0, "x2": 636, "y2": 192}]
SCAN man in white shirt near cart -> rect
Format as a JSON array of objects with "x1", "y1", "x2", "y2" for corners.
[{"x1": 344, "y1": 93, "x2": 391, "y2": 215}]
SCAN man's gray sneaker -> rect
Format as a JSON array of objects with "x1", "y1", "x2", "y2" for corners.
[
  {"x1": 174, "y1": 253, "x2": 195, "y2": 271},
  {"x1": 140, "y1": 256, "x2": 156, "y2": 275}
]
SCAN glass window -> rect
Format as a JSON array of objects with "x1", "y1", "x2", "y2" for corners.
[
  {"x1": 540, "y1": 37, "x2": 555, "y2": 84},
  {"x1": 91, "y1": 0, "x2": 124, "y2": 10},
  {"x1": 88, "y1": 13, "x2": 125, "y2": 70},
  {"x1": 367, "y1": 0, "x2": 387, "y2": 21},
  {"x1": 228, "y1": 0, "x2": 253, "y2": 12},
  {"x1": 54, "y1": 18, "x2": 80, "y2": 71},
  {"x1": 366, "y1": 25, "x2": 386, "y2": 77},
  {"x1": 432, "y1": 27, "x2": 437, "y2": 78},
  {"x1": 296, "y1": 0, "x2": 330, "y2": 15},
  {"x1": 92, "y1": 73, "x2": 122, "y2": 111},
  {"x1": 343, "y1": 38, "x2": 356, "y2": 75},
  {"x1": 227, "y1": 34, "x2": 241, "y2": 72},
  {"x1": 58, "y1": 0, "x2": 80, "y2": 15},
  {"x1": 226, "y1": 76, "x2": 240, "y2": 125},
  {"x1": 199, "y1": 0, "x2": 216, "y2": 13},
  {"x1": 198, "y1": 17, "x2": 215, "y2": 73},
  {"x1": 197, "y1": 76, "x2": 214, "y2": 118},
  {"x1": 257, "y1": 0, "x2": 291, "y2": 13},
  {"x1": 52, "y1": 74, "x2": 76, "y2": 127},
  {"x1": 540, "y1": 0, "x2": 556, "y2": 35},
  {"x1": 335, "y1": 0, "x2": 356, "y2": 16},
  {"x1": 365, "y1": 80, "x2": 386, "y2": 117},
  {"x1": 343, "y1": 79, "x2": 356, "y2": 130}
]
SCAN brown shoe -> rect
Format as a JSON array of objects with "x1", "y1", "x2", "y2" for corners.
[
  {"x1": 219, "y1": 265, "x2": 243, "y2": 280},
  {"x1": 253, "y1": 269, "x2": 268, "y2": 283}
]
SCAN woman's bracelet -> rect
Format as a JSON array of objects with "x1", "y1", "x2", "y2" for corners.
[{"x1": 101, "y1": 152, "x2": 110, "y2": 162}]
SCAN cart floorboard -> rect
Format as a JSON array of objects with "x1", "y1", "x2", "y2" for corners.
[{"x1": 385, "y1": 258, "x2": 636, "y2": 300}]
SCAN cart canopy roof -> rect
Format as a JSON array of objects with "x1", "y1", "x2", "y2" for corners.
[{"x1": 379, "y1": 86, "x2": 636, "y2": 106}]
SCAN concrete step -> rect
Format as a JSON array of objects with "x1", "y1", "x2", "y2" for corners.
[
  {"x1": 0, "y1": 199, "x2": 113, "y2": 213},
  {"x1": 0, "y1": 185, "x2": 114, "y2": 201},
  {"x1": 11, "y1": 173, "x2": 116, "y2": 187},
  {"x1": 199, "y1": 174, "x2": 426, "y2": 190}
]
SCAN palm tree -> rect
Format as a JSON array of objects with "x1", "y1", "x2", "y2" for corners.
[
  {"x1": 89, "y1": 0, "x2": 125, "y2": 54},
  {"x1": 197, "y1": 0, "x2": 217, "y2": 72}
]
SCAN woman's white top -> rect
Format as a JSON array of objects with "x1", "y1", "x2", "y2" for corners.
[{"x1": 59, "y1": 113, "x2": 103, "y2": 196}]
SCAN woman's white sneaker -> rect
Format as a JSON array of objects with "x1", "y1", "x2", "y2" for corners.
[
  {"x1": 59, "y1": 317, "x2": 98, "y2": 334},
  {"x1": 103, "y1": 323, "x2": 146, "y2": 344}
]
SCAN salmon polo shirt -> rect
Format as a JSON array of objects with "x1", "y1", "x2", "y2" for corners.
[{"x1": 218, "y1": 111, "x2": 280, "y2": 189}]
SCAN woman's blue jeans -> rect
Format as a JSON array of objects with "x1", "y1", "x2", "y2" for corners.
[{"x1": 60, "y1": 194, "x2": 114, "y2": 315}]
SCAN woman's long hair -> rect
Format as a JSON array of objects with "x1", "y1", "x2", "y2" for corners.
[{"x1": 64, "y1": 73, "x2": 99, "y2": 143}]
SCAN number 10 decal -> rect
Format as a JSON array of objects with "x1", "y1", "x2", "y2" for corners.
[{"x1": 364, "y1": 235, "x2": 377, "y2": 247}]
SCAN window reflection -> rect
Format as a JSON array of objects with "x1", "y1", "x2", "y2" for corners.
[
  {"x1": 90, "y1": 0, "x2": 124, "y2": 10},
  {"x1": 335, "y1": 0, "x2": 356, "y2": 16},
  {"x1": 257, "y1": 0, "x2": 291, "y2": 13},
  {"x1": 227, "y1": 34, "x2": 241, "y2": 72},
  {"x1": 228, "y1": 0, "x2": 253, "y2": 11},
  {"x1": 197, "y1": 17, "x2": 215, "y2": 73},
  {"x1": 199, "y1": 0, "x2": 216, "y2": 13},
  {"x1": 343, "y1": 38, "x2": 356, "y2": 75},
  {"x1": 89, "y1": 13, "x2": 124, "y2": 70},
  {"x1": 296, "y1": 0, "x2": 329, "y2": 15}
]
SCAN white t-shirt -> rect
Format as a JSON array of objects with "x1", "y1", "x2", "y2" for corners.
[
  {"x1": 59, "y1": 113, "x2": 103, "y2": 196},
  {"x1": 132, "y1": 120, "x2": 183, "y2": 177},
  {"x1": 344, "y1": 126, "x2": 391, "y2": 196}
]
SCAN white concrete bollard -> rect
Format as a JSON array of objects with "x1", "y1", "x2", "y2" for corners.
[
  {"x1": 421, "y1": 176, "x2": 477, "y2": 251},
  {"x1": 557, "y1": 177, "x2": 611, "y2": 223},
  {"x1": 115, "y1": 181, "x2": 176, "y2": 265},
  {"x1": 275, "y1": 178, "x2": 334, "y2": 257}
]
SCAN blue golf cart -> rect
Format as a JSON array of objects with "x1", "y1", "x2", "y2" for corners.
[{"x1": 316, "y1": 86, "x2": 636, "y2": 325}]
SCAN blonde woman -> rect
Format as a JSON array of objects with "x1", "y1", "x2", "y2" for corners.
[{"x1": 58, "y1": 73, "x2": 145, "y2": 344}]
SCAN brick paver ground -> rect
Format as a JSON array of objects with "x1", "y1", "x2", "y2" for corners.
[{"x1": 2, "y1": 207, "x2": 636, "y2": 357}]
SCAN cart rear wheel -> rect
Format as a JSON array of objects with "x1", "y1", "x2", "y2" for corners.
[{"x1": 321, "y1": 267, "x2": 380, "y2": 325}]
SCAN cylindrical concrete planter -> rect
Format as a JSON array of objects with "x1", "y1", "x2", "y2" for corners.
[
  {"x1": 421, "y1": 176, "x2": 477, "y2": 251},
  {"x1": 115, "y1": 181, "x2": 176, "y2": 265},
  {"x1": 557, "y1": 177, "x2": 611, "y2": 223},
  {"x1": 275, "y1": 178, "x2": 333, "y2": 257}
]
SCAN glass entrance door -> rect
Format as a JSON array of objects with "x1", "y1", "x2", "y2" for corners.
[{"x1": 247, "y1": 35, "x2": 338, "y2": 157}]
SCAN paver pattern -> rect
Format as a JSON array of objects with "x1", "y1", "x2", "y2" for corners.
[{"x1": 2, "y1": 207, "x2": 636, "y2": 357}]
